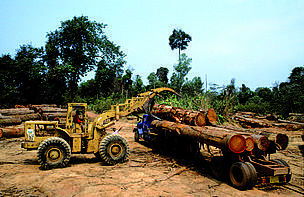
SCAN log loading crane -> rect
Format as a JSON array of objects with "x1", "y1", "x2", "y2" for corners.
[{"x1": 21, "y1": 88, "x2": 179, "y2": 169}]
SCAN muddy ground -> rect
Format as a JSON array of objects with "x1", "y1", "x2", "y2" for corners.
[{"x1": 0, "y1": 117, "x2": 303, "y2": 197}]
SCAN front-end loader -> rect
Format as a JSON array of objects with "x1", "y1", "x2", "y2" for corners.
[{"x1": 21, "y1": 87, "x2": 179, "y2": 169}]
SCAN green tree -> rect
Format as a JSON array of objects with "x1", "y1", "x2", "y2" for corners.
[
  {"x1": 169, "y1": 29, "x2": 192, "y2": 63},
  {"x1": 46, "y1": 16, "x2": 125, "y2": 101},
  {"x1": 181, "y1": 76, "x2": 204, "y2": 96},
  {"x1": 133, "y1": 75, "x2": 145, "y2": 95},
  {"x1": 14, "y1": 44, "x2": 46, "y2": 104},
  {"x1": 156, "y1": 67, "x2": 169, "y2": 85},
  {"x1": 237, "y1": 84, "x2": 254, "y2": 104},
  {"x1": 0, "y1": 54, "x2": 17, "y2": 107},
  {"x1": 147, "y1": 72, "x2": 158, "y2": 89},
  {"x1": 170, "y1": 53, "x2": 192, "y2": 92}
]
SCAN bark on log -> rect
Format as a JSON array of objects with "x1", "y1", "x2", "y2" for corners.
[
  {"x1": 0, "y1": 118, "x2": 22, "y2": 125},
  {"x1": 152, "y1": 104, "x2": 208, "y2": 126},
  {"x1": 0, "y1": 108, "x2": 34, "y2": 116},
  {"x1": 233, "y1": 115, "x2": 272, "y2": 128},
  {"x1": 0, "y1": 126, "x2": 24, "y2": 138},
  {"x1": 151, "y1": 120, "x2": 247, "y2": 153}
]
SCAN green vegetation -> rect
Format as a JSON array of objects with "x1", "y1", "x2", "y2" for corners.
[{"x1": 0, "y1": 16, "x2": 303, "y2": 120}]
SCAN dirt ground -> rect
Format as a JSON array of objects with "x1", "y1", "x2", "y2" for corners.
[{"x1": 0, "y1": 117, "x2": 303, "y2": 197}]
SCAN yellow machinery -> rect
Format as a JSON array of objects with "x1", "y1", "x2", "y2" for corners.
[{"x1": 21, "y1": 88, "x2": 178, "y2": 169}]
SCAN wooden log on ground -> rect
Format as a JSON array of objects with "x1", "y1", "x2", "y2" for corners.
[
  {"x1": 0, "y1": 126, "x2": 24, "y2": 138},
  {"x1": 0, "y1": 117, "x2": 22, "y2": 125},
  {"x1": 152, "y1": 104, "x2": 208, "y2": 126},
  {"x1": 0, "y1": 108, "x2": 34, "y2": 116},
  {"x1": 233, "y1": 115, "x2": 272, "y2": 128},
  {"x1": 151, "y1": 120, "x2": 247, "y2": 153}
]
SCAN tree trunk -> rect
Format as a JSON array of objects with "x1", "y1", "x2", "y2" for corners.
[
  {"x1": 152, "y1": 104, "x2": 207, "y2": 126},
  {"x1": 0, "y1": 108, "x2": 34, "y2": 116},
  {"x1": 151, "y1": 120, "x2": 247, "y2": 154},
  {"x1": 0, "y1": 126, "x2": 24, "y2": 138}
]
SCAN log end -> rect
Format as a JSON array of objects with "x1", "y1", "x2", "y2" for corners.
[
  {"x1": 276, "y1": 133, "x2": 289, "y2": 150},
  {"x1": 228, "y1": 134, "x2": 246, "y2": 153},
  {"x1": 207, "y1": 108, "x2": 217, "y2": 125},
  {"x1": 195, "y1": 112, "x2": 206, "y2": 126}
]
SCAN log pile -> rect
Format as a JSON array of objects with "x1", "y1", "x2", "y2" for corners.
[
  {"x1": 233, "y1": 112, "x2": 304, "y2": 131},
  {"x1": 151, "y1": 104, "x2": 217, "y2": 126},
  {"x1": 0, "y1": 104, "x2": 67, "y2": 138},
  {"x1": 150, "y1": 105, "x2": 289, "y2": 153}
]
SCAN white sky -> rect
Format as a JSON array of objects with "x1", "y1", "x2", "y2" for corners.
[{"x1": 1, "y1": 0, "x2": 303, "y2": 91}]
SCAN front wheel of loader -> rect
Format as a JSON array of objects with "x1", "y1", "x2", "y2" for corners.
[
  {"x1": 37, "y1": 137, "x2": 71, "y2": 169},
  {"x1": 99, "y1": 134, "x2": 130, "y2": 165}
]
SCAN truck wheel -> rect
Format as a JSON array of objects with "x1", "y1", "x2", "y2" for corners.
[
  {"x1": 211, "y1": 156, "x2": 228, "y2": 181},
  {"x1": 271, "y1": 159, "x2": 292, "y2": 183},
  {"x1": 244, "y1": 162, "x2": 257, "y2": 189},
  {"x1": 99, "y1": 134, "x2": 130, "y2": 165},
  {"x1": 134, "y1": 128, "x2": 139, "y2": 142},
  {"x1": 229, "y1": 162, "x2": 252, "y2": 190},
  {"x1": 37, "y1": 137, "x2": 71, "y2": 169}
]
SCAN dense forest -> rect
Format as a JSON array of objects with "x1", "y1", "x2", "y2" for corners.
[{"x1": 1, "y1": 16, "x2": 303, "y2": 120}]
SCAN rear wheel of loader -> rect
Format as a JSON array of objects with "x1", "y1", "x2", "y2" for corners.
[
  {"x1": 99, "y1": 134, "x2": 130, "y2": 165},
  {"x1": 37, "y1": 137, "x2": 71, "y2": 169},
  {"x1": 229, "y1": 162, "x2": 255, "y2": 190}
]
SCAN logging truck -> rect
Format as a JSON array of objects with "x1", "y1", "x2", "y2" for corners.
[
  {"x1": 21, "y1": 88, "x2": 179, "y2": 169},
  {"x1": 133, "y1": 106, "x2": 292, "y2": 190}
]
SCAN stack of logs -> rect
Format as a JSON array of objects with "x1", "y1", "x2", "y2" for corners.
[
  {"x1": 151, "y1": 104, "x2": 289, "y2": 154},
  {"x1": 233, "y1": 112, "x2": 304, "y2": 131},
  {"x1": 0, "y1": 104, "x2": 67, "y2": 138}
]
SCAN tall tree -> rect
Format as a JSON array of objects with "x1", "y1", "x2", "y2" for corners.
[
  {"x1": 156, "y1": 67, "x2": 169, "y2": 85},
  {"x1": 0, "y1": 54, "x2": 17, "y2": 107},
  {"x1": 14, "y1": 44, "x2": 45, "y2": 104},
  {"x1": 46, "y1": 16, "x2": 125, "y2": 101},
  {"x1": 169, "y1": 29, "x2": 192, "y2": 63},
  {"x1": 170, "y1": 53, "x2": 192, "y2": 92}
]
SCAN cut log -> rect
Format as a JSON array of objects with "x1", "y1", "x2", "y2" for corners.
[
  {"x1": 0, "y1": 118, "x2": 22, "y2": 125},
  {"x1": 233, "y1": 115, "x2": 272, "y2": 128},
  {"x1": 0, "y1": 108, "x2": 34, "y2": 116},
  {"x1": 151, "y1": 120, "x2": 247, "y2": 154},
  {"x1": 152, "y1": 104, "x2": 208, "y2": 126},
  {"x1": 0, "y1": 126, "x2": 24, "y2": 138},
  {"x1": 216, "y1": 125, "x2": 288, "y2": 150},
  {"x1": 206, "y1": 108, "x2": 217, "y2": 125}
]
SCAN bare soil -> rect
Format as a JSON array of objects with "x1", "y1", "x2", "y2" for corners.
[{"x1": 0, "y1": 117, "x2": 303, "y2": 197}]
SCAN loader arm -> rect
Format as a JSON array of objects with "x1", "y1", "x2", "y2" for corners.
[{"x1": 93, "y1": 87, "x2": 180, "y2": 130}]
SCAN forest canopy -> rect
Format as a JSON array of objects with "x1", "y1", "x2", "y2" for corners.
[{"x1": 0, "y1": 16, "x2": 303, "y2": 119}]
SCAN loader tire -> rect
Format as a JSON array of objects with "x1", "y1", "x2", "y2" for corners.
[
  {"x1": 271, "y1": 159, "x2": 292, "y2": 183},
  {"x1": 229, "y1": 162, "x2": 253, "y2": 190},
  {"x1": 99, "y1": 134, "x2": 130, "y2": 165},
  {"x1": 37, "y1": 137, "x2": 71, "y2": 169}
]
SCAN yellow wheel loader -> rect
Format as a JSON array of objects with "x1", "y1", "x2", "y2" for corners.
[{"x1": 21, "y1": 88, "x2": 179, "y2": 169}]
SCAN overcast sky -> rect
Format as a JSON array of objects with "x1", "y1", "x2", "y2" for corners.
[{"x1": 1, "y1": 0, "x2": 303, "y2": 91}]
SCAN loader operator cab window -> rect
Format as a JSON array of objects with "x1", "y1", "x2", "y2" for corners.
[{"x1": 73, "y1": 108, "x2": 85, "y2": 133}]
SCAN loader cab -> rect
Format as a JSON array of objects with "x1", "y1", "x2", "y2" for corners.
[{"x1": 66, "y1": 103, "x2": 88, "y2": 134}]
